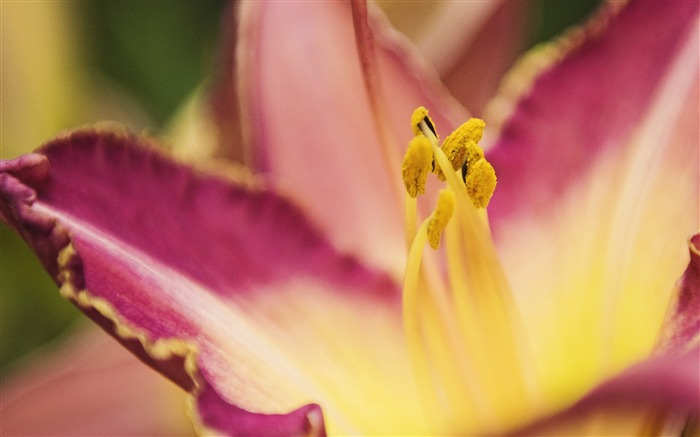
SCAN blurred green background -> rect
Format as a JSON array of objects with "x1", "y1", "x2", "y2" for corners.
[
  {"x1": 1, "y1": 0, "x2": 228, "y2": 372},
  {"x1": 0, "y1": 0, "x2": 598, "y2": 373}
]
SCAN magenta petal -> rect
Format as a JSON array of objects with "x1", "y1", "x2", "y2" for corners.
[
  {"x1": 486, "y1": 0, "x2": 699, "y2": 225},
  {"x1": 196, "y1": 383, "x2": 325, "y2": 437},
  {"x1": 484, "y1": 0, "x2": 698, "y2": 395},
  {"x1": 1, "y1": 130, "x2": 413, "y2": 435},
  {"x1": 510, "y1": 347, "x2": 700, "y2": 436},
  {"x1": 657, "y1": 233, "x2": 700, "y2": 352}
]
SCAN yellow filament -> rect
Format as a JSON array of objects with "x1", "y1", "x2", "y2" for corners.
[
  {"x1": 402, "y1": 218, "x2": 445, "y2": 423},
  {"x1": 439, "y1": 118, "x2": 485, "y2": 169},
  {"x1": 435, "y1": 141, "x2": 467, "y2": 182},
  {"x1": 403, "y1": 208, "x2": 487, "y2": 432},
  {"x1": 401, "y1": 136, "x2": 433, "y2": 198},
  {"x1": 401, "y1": 108, "x2": 535, "y2": 432},
  {"x1": 411, "y1": 106, "x2": 438, "y2": 139},
  {"x1": 440, "y1": 139, "x2": 467, "y2": 172},
  {"x1": 418, "y1": 119, "x2": 440, "y2": 144},
  {"x1": 404, "y1": 196, "x2": 418, "y2": 248},
  {"x1": 431, "y1": 142, "x2": 476, "y2": 211},
  {"x1": 437, "y1": 144, "x2": 534, "y2": 423}
]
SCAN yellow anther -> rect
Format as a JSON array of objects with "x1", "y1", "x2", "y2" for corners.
[
  {"x1": 402, "y1": 136, "x2": 434, "y2": 198},
  {"x1": 440, "y1": 118, "x2": 485, "y2": 159},
  {"x1": 441, "y1": 139, "x2": 468, "y2": 171},
  {"x1": 464, "y1": 159, "x2": 497, "y2": 208},
  {"x1": 435, "y1": 119, "x2": 486, "y2": 180},
  {"x1": 465, "y1": 140, "x2": 485, "y2": 168},
  {"x1": 411, "y1": 106, "x2": 438, "y2": 139},
  {"x1": 427, "y1": 189, "x2": 455, "y2": 249},
  {"x1": 461, "y1": 118, "x2": 486, "y2": 144}
]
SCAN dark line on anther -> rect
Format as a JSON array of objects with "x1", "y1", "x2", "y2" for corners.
[
  {"x1": 461, "y1": 161, "x2": 468, "y2": 182},
  {"x1": 423, "y1": 116, "x2": 437, "y2": 137}
]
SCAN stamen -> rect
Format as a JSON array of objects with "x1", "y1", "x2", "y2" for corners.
[
  {"x1": 401, "y1": 136, "x2": 433, "y2": 198},
  {"x1": 400, "y1": 107, "x2": 535, "y2": 431},
  {"x1": 432, "y1": 138, "x2": 495, "y2": 210},
  {"x1": 464, "y1": 159, "x2": 497, "y2": 208},
  {"x1": 440, "y1": 119, "x2": 485, "y2": 165},
  {"x1": 427, "y1": 189, "x2": 455, "y2": 249},
  {"x1": 461, "y1": 140, "x2": 485, "y2": 179},
  {"x1": 411, "y1": 106, "x2": 438, "y2": 139},
  {"x1": 435, "y1": 141, "x2": 467, "y2": 182},
  {"x1": 436, "y1": 119, "x2": 485, "y2": 180},
  {"x1": 404, "y1": 196, "x2": 418, "y2": 248}
]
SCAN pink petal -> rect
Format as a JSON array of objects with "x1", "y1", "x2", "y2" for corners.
[
  {"x1": 657, "y1": 233, "x2": 700, "y2": 352},
  {"x1": 509, "y1": 347, "x2": 700, "y2": 436},
  {"x1": 0, "y1": 325, "x2": 194, "y2": 436},
  {"x1": 238, "y1": 0, "x2": 465, "y2": 276},
  {"x1": 432, "y1": 1, "x2": 532, "y2": 114},
  {"x1": 484, "y1": 0, "x2": 699, "y2": 409},
  {"x1": 486, "y1": 0, "x2": 699, "y2": 225},
  {"x1": 1, "y1": 130, "x2": 426, "y2": 435}
]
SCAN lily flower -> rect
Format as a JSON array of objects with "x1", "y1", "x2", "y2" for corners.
[{"x1": 1, "y1": 0, "x2": 698, "y2": 435}]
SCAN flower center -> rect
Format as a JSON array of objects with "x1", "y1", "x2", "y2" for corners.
[{"x1": 400, "y1": 107, "x2": 535, "y2": 433}]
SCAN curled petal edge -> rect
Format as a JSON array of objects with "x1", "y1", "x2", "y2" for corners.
[
  {"x1": 507, "y1": 347, "x2": 700, "y2": 436},
  {"x1": 483, "y1": 0, "x2": 627, "y2": 143},
  {"x1": 56, "y1": 242, "x2": 325, "y2": 437},
  {"x1": 0, "y1": 137, "x2": 327, "y2": 437}
]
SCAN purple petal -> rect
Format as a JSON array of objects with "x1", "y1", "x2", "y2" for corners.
[{"x1": 1, "y1": 130, "x2": 423, "y2": 435}]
